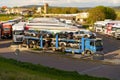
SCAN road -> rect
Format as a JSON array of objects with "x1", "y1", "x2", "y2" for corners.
[{"x1": 0, "y1": 35, "x2": 120, "y2": 80}]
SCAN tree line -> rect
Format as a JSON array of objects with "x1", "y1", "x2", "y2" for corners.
[
  {"x1": 47, "y1": 7, "x2": 80, "y2": 14},
  {"x1": 87, "y1": 6, "x2": 117, "y2": 24}
]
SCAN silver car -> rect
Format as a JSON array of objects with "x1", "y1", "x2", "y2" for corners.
[{"x1": 73, "y1": 29, "x2": 96, "y2": 39}]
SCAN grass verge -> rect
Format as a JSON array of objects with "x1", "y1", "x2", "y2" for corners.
[{"x1": 0, "y1": 56, "x2": 110, "y2": 80}]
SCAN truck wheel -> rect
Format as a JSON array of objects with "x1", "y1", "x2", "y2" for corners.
[
  {"x1": 86, "y1": 50, "x2": 92, "y2": 56},
  {"x1": 61, "y1": 43, "x2": 65, "y2": 52},
  {"x1": 61, "y1": 43, "x2": 65, "y2": 48},
  {"x1": 29, "y1": 43, "x2": 33, "y2": 48},
  {"x1": 52, "y1": 48, "x2": 56, "y2": 51},
  {"x1": 61, "y1": 48, "x2": 65, "y2": 52},
  {"x1": 44, "y1": 43, "x2": 48, "y2": 48},
  {"x1": 73, "y1": 36, "x2": 76, "y2": 39}
]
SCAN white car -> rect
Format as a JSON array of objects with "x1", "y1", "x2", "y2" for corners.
[
  {"x1": 73, "y1": 29, "x2": 96, "y2": 39},
  {"x1": 24, "y1": 30, "x2": 38, "y2": 37}
]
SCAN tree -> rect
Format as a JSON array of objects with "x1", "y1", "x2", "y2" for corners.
[
  {"x1": 31, "y1": 6, "x2": 37, "y2": 13},
  {"x1": 70, "y1": 7, "x2": 79, "y2": 14},
  {"x1": 104, "y1": 7, "x2": 117, "y2": 20},
  {"x1": 87, "y1": 6, "x2": 117, "y2": 24},
  {"x1": 47, "y1": 7, "x2": 80, "y2": 14}
]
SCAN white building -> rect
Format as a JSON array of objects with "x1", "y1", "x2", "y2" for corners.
[{"x1": 76, "y1": 12, "x2": 89, "y2": 23}]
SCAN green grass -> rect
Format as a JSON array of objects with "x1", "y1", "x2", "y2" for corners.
[
  {"x1": 0, "y1": 56, "x2": 110, "y2": 80},
  {"x1": 0, "y1": 14, "x2": 17, "y2": 21},
  {"x1": 31, "y1": 48, "x2": 43, "y2": 51}
]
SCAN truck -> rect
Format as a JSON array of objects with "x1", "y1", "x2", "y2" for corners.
[
  {"x1": 0, "y1": 22, "x2": 12, "y2": 39},
  {"x1": 112, "y1": 24, "x2": 120, "y2": 39},
  {"x1": 21, "y1": 32, "x2": 103, "y2": 55},
  {"x1": 12, "y1": 22, "x2": 26, "y2": 42},
  {"x1": 94, "y1": 20, "x2": 120, "y2": 36},
  {"x1": 51, "y1": 34, "x2": 103, "y2": 54}
]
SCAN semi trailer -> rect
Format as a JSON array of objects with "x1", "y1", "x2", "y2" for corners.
[{"x1": 22, "y1": 33, "x2": 103, "y2": 55}]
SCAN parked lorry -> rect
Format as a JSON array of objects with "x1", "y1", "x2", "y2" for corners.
[
  {"x1": 112, "y1": 24, "x2": 120, "y2": 39},
  {"x1": 12, "y1": 22, "x2": 26, "y2": 42},
  {"x1": 0, "y1": 23, "x2": 12, "y2": 39},
  {"x1": 21, "y1": 31, "x2": 103, "y2": 55},
  {"x1": 51, "y1": 34, "x2": 103, "y2": 54}
]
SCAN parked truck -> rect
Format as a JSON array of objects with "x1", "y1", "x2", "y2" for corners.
[
  {"x1": 12, "y1": 22, "x2": 26, "y2": 42},
  {"x1": 51, "y1": 34, "x2": 103, "y2": 54},
  {"x1": 0, "y1": 23, "x2": 12, "y2": 39},
  {"x1": 112, "y1": 24, "x2": 120, "y2": 39},
  {"x1": 21, "y1": 32, "x2": 103, "y2": 55}
]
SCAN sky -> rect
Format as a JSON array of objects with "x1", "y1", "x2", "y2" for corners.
[{"x1": 0, "y1": 0, "x2": 120, "y2": 7}]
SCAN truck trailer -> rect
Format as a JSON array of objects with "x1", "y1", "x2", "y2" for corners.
[
  {"x1": 21, "y1": 32, "x2": 103, "y2": 55},
  {"x1": 51, "y1": 34, "x2": 103, "y2": 54}
]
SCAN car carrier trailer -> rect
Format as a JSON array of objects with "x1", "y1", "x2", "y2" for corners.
[{"x1": 21, "y1": 33, "x2": 103, "y2": 55}]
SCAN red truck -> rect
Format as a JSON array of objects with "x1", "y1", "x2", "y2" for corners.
[{"x1": 0, "y1": 22, "x2": 12, "y2": 39}]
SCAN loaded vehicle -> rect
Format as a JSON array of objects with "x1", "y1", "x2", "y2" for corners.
[
  {"x1": 50, "y1": 34, "x2": 103, "y2": 54},
  {"x1": 0, "y1": 23, "x2": 12, "y2": 39},
  {"x1": 25, "y1": 17, "x2": 79, "y2": 34},
  {"x1": 12, "y1": 22, "x2": 26, "y2": 42},
  {"x1": 20, "y1": 29, "x2": 103, "y2": 55},
  {"x1": 73, "y1": 29, "x2": 96, "y2": 39},
  {"x1": 24, "y1": 30, "x2": 38, "y2": 37}
]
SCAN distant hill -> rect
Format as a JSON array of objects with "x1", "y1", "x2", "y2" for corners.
[
  {"x1": 20, "y1": 5, "x2": 120, "y2": 11},
  {"x1": 20, "y1": 4, "x2": 91, "y2": 11},
  {"x1": 20, "y1": 5, "x2": 42, "y2": 8},
  {"x1": 112, "y1": 6, "x2": 120, "y2": 9}
]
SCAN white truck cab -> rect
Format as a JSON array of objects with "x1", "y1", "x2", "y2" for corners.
[{"x1": 12, "y1": 22, "x2": 26, "y2": 42}]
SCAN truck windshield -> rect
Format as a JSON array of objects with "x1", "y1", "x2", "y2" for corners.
[
  {"x1": 95, "y1": 40, "x2": 103, "y2": 47},
  {"x1": 116, "y1": 28, "x2": 120, "y2": 32},
  {"x1": 112, "y1": 27, "x2": 116, "y2": 31},
  {"x1": 3, "y1": 28, "x2": 10, "y2": 31},
  {"x1": 14, "y1": 31, "x2": 23, "y2": 35}
]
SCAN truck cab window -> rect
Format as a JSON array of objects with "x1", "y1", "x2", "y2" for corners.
[
  {"x1": 3, "y1": 28, "x2": 10, "y2": 31},
  {"x1": 90, "y1": 41, "x2": 94, "y2": 46},
  {"x1": 80, "y1": 31, "x2": 84, "y2": 34}
]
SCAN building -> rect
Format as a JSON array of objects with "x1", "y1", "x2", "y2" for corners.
[
  {"x1": 76, "y1": 12, "x2": 89, "y2": 23},
  {"x1": 44, "y1": 3, "x2": 48, "y2": 14},
  {"x1": 5, "y1": 8, "x2": 29, "y2": 14},
  {"x1": 21, "y1": 10, "x2": 33, "y2": 16},
  {"x1": 36, "y1": 7, "x2": 42, "y2": 14}
]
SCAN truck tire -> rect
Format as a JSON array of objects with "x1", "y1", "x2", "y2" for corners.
[
  {"x1": 61, "y1": 43, "x2": 65, "y2": 48},
  {"x1": 86, "y1": 50, "x2": 92, "y2": 56},
  {"x1": 50, "y1": 43, "x2": 53, "y2": 47},
  {"x1": 44, "y1": 43, "x2": 48, "y2": 48},
  {"x1": 61, "y1": 48, "x2": 65, "y2": 52},
  {"x1": 29, "y1": 41, "x2": 33, "y2": 48},
  {"x1": 61, "y1": 43, "x2": 65, "y2": 52},
  {"x1": 52, "y1": 48, "x2": 56, "y2": 51}
]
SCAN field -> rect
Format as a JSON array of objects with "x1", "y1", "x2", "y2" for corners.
[
  {"x1": 0, "y1": 56, "x2": 109, "y2": 80},
  {"x1": 0, "y1": 14, "x2": 17, "y2": 21}
]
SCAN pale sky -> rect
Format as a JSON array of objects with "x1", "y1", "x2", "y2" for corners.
[{"x1": 0, "y1": 0, "x2": 120, "y2": 7}]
